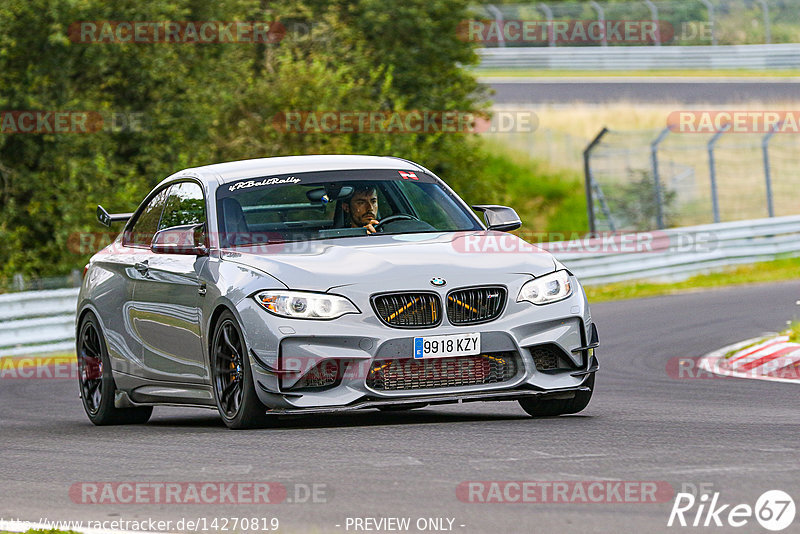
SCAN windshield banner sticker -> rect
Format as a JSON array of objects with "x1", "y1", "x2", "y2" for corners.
[
  {"x1": 228, "y1": 176, "x2": 301, "y2": 192},
  {"x1": 219, "y1": 169, "x2": 437, "y2": 199}
]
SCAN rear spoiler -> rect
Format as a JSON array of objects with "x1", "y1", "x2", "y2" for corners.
[{"x1": 96, "y1": 205, "x2": 133, "y2": 228}]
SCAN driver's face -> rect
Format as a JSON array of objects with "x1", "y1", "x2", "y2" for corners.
[{"x1": 346, "y1": 189, "x2": 378, "y2": 226}]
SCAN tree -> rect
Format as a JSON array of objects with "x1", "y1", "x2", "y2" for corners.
[{"x1": 0, "y1": 0, "x2": 498, "y2": 280}]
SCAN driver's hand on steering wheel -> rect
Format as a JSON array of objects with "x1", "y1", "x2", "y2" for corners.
[{"x1": 364, "y1": 219, "x2": 380, "y2": 234}]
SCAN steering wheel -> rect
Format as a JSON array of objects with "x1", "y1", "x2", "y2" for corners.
[{"x1": 373, "y1": 214, "x2": 421, "y2": 232}]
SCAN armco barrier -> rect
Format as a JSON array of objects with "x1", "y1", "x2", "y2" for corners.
[
  {"x1": 477, "y1": 43, "x2": 800, "y2": 70},
  {"x1": 0, "y1": 288, "x2": 79, "y2": 357},
  {"x1": 1, "y1": 215, "x2": 799, "y2": 356},
  {"x1": 554, "y1": 215, "x2": 800, "y2": 285}
]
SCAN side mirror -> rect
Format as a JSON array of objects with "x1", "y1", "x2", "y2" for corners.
[
  {"x1": 151, "y1": 224, "x2": 209, "y2": 256},
  {"x1": 472, "y1": 205, "x2": 522, "y2": 232}
]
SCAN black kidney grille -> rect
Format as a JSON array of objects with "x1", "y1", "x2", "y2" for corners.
[
  {"x1": 446, "y1": 287, "x2": 506, "y2": 325},
  {"x1": 366, "y1": 352, "x2": 518, "y2": 391},
  {"x1": 373, "y1": 293, "x2": 442, "y2": 328}
]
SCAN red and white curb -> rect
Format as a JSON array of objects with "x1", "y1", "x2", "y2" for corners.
[{"x1": 699, "y1": 334, "x2": 800, "y2": 384}]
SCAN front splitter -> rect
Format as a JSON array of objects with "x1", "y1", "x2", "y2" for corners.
[{"x1": 264, "y1": 384, "x2": 592, "y2": 416}]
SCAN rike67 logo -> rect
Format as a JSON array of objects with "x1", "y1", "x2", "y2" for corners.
[{"x1": 668, "y1": 490, "x2": 796, "y2": 531}]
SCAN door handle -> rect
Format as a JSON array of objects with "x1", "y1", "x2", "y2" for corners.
[{"x1": 134, "y1": 261, "x2": 149, "y2": 274}]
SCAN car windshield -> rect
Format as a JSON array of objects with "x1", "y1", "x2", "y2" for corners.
[{"x1": 215, "y1": 169, "x2": 482, "y2": 246}]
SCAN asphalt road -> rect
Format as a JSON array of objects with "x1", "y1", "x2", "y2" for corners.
[
  {"x1": 487, "y1": 80, "x2": 800, "y2": 104},
  {"x1": 2, "y1": 280, "x2": 800, "y2": 534}
]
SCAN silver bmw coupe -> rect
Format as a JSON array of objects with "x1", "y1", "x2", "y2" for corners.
[{"x1": 77, "y1": 155, "x2": 599, "y2": 428}]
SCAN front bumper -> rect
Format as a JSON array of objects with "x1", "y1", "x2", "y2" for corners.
[
  {"x1": 261, "y1": 383, "x2": 594, "y2": 415},
  {"x1": 237, "y1": 277, "x2": 598, "y2": 411}
]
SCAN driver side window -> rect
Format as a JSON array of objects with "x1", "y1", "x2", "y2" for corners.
[
  {"x1": 159, "y1": 182, "x2": 206, "y2": 230},
  {"x1": 124, "y1": 188, "x2": 169, "y2": 247}
]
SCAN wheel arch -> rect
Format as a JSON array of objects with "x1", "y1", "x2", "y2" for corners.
[
  {"x1": 75, "y1": 303, "x2": 102, "y2": 338},
  {"x1": 207, "y1": 303, "x2": 239, "y2": 354}
]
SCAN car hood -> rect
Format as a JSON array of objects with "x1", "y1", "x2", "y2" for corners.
[{"x1": 221, "y1": 231, "x2": 556, "y2": 292}]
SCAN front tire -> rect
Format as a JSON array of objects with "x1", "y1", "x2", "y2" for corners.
[
  {"x1": 211, "y1": 311, "x2": 270, "y2": 429},
  {"x1": 518, "y1": 374, "x2": 595, "y2": 417},
  {"x1": 77, "y1": 312, "x2": 152, "y2": 425}
]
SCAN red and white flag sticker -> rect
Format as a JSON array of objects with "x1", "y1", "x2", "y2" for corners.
[{"x1": 398, "y1": 171, "x2": 418, "y2": 180}]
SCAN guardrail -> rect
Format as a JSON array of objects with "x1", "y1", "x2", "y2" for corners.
[
  {"x1": 2, "y1": 215, "x2": 800, "y2": 356},
  {"x1": 550, "y1": 215, "x2": 800, "y2": 285},
  {"x1": 0, "y1": 288, "x2": 79, "y2": 357},
  {"x1": 476, "y1": 43, "x2": 800, "y2": 70}
]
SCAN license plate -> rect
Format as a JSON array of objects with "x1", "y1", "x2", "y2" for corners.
[{"x1": 413, "y1": 333, "x2": 480, "y2": 359}]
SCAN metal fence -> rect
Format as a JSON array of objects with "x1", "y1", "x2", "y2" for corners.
[
  {"x1": 2, "y1": 215, "x2": 800, "y2": 356},
  {"x1": 551, "y1": 214, "x2": 800, "y2": 284},
  {"x1": 477, "y1": 43, "x2": 800, "y2": 69},
  {"x1": 583, "y1": 125, "x2": 800, "y2": 233},
  {"x1": 0, "y1": 270, "x2": 82, "y2": 294},
  {"x1": 0, "y1": 288, "x2": 78, "y2": 357},
  {"x1": 474, "y1": 0, "x2": 800, "y2": 47}
]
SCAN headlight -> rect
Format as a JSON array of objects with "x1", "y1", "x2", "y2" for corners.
[
  {"x1": 254, "y1": 291, "x2": 360, "y2": 320},
  {"x1": 517, "y1": 270, "x2": 572, "y2": 305}
]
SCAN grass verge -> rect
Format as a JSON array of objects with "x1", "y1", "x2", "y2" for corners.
[
  {"x1": 476, "y1": 139, "x2": 799, "y2": 305},
  {"x1": 479, "y1": 138, "x2": 587, "y2": 233},
  {"x1": 783, "y1": 321, "x2": 800, "y2": 344},
  {"x1": 585, "y1": 256, "x2": 800, "y2": 303}
]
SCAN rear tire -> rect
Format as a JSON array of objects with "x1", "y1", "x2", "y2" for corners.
[
  {"x1": 211, "y1": 310, "x2": 271, "y2": 429},
  {"x1": 518, "y1": 374, "x2": 595, "y2": 417},
  {"x1": 77, "y1": 312, "x2": 152, "y2": 425}
]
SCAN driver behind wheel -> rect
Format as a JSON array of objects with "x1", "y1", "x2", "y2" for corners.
[{"x1": 342, "y1": 184, "x2": 380, "y2": 234}]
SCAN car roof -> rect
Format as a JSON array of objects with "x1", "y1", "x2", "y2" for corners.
[{"x1": 178, "y1": 155, "x2": 428, "y2": 184}]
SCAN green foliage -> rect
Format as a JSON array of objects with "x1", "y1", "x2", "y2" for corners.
[
  {"x1": 603, "y1": 170, "x2": 676, "y2": 231},
  {"x1": 0, "y1": 0, "x2": 584, "y2": 279},
  {"x1": 216, "y1": 0, "x2": 494, "y2": 202},
  {"x1": 479, "y1": 140, "x2": 587, "y2": 234},
  {"x1": 586, "y1": 255, "x2": 800, "y2": 303},
  {"x1": 0, "y1": 0, "x2": 248, "y2": 277},
  {"x1": 783, "y1": 322, "x2": 800, "y2": 344},
  {"x1": 478, "y1": 0, "x2": 800, "y2": 46}
]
